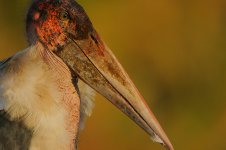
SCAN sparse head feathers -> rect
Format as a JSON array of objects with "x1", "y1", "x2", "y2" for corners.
[
  {"x1": 26, "y1": 0, "x2": 93, "y2": 51},
  {"x1": 0, "y1": 0, "x2": 173, "y2": 149}
]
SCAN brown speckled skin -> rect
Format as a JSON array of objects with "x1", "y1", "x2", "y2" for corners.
[
  {"x1": 26, "y1": 0, "x2": 93, "y2": 50},
  {"x1": 26, "y1": 1, "x2": 94, "y2": 148},
  {"x1": 0, "y1": 0, "x2": 95, "y2": 149},
  {"x1": 0, "y1": 0, "x2": 173, "y2": 150},
  {"x1": 25, "y1": 1, "x2": 96, "y2": 147},
  {"x1": 42, "y1": 48, "x2": 81, "y2": 149}
]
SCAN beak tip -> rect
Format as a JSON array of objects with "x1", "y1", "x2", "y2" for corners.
[
  {"x1": 163, "y1": 139, "x2": 174, "y2": 150},
  {"x1": 59, "y1": 30, "x2": 174, "y2": 150},
  {"x1": 151, "y1": 134, "x2": 174, "y2": 150},
  {"x1": 162, "y1": 137, "x2": 174, "y2": 150}
]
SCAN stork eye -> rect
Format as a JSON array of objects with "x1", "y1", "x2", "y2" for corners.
[{"x1": 60, "y1": 11, "x2": 70, "y2": 20}]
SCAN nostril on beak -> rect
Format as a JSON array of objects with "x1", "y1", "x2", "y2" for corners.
[{"x1": 90, "y1": 34, "x2": 99, "y2": 45}]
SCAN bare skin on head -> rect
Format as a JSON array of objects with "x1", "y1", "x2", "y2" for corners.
[{"x1": 0, "y1": 0, "x2": 173, "y2": 150}]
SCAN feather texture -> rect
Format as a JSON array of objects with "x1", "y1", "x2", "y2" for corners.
[
  {"x1": 0, "y1": 44, "x2": 81, "y2": 150},
  {"x1": 78, "y1": 80, "x2": 95, "y2": 131},
  {"x1": 0, "y1": 110, "x2": 32, "y2": 150}
]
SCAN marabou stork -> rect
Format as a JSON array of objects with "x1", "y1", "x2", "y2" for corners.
[{"x1": 0, "y1": 0, "x2": 173, "y2": 150}]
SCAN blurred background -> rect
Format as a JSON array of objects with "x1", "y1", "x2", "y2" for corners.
[{"x1": 0, "y1": 0, "x2": 226, "y2": 149}]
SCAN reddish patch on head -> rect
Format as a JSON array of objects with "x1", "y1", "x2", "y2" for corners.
[
  {"x1": 35, "y1": 7, "x2": 71, "y2": 51},
  {"x1": 33, "y1": 12, "x2": 40, "y2": 21}
]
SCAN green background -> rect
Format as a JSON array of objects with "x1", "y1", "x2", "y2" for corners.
[{"x1": 0, "y1": 0, "x2": 226, "y2": 150}]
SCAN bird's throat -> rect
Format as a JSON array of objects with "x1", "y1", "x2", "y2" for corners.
[{"x1": 35, "y1": 43, "x2": 81, "y2": 149}]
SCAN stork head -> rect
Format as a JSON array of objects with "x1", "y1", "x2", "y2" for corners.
[
  {"x1": 26, "y1": 0, "x2": 92, "y2": 51},
  {"x1": 26, "y1": 0, "x2": 173, "y2": 149}
]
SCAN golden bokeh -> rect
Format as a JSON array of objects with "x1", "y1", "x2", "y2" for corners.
[{"x1": 0, "y1": 0, "x2": 225, "y2": 150}]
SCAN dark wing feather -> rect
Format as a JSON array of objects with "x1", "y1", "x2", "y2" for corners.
[
  {"x1": 0, "y1": 57, "x2": 12, "y2": 110},
  {"x1": 0, "y1": 57, "x2": 12, "y2": 67},
  {"x1": 0, "y1": 111, "x2": 33, "y2": 150},
  {"x1": 0, "y1": 57, "x2": 33, "y2": 150}
]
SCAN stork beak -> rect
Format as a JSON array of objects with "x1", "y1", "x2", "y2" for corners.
[{"x1": 56, "y1": 30, "x2": 173, "y2": 150}]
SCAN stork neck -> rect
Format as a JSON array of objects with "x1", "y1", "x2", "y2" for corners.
[
  {"x1": 34, "y1": 42, "x2": 72, "y2": 78},
  {"x1": 25, "y1": 43, "x2": 81, "y2": 149}
]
